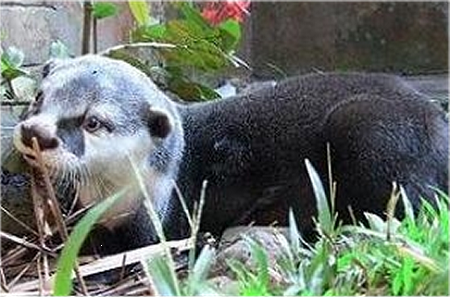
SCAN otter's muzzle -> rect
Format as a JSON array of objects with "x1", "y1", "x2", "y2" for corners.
[{"x1": 20, "y1": 123, "x2": 59, "y2": 150}]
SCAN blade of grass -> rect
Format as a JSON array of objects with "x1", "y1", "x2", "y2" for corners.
[
  {"x1": 326, "y1": 142, "x2": 336, "y2": 214},
  {"x1": 288, "y1": 208, "x2": 301, "y2": 254},
  {"x1": 53, "y1": 188, "x2": 127, "y2": 296},
  {"x1": 305, "y1": 159, "x2": 332, "y2": 235},
  {"x1": 172, "y1": 180, "x2": 194, "y2": 230},
  {"x1": 128, "y1": 156, "x2": 181, "y2": 296},
  {"x1": 400, "y1": 185, "x2": 414, "y2": 222},
  {"x1": 245, "y1": 237, "x2": 269, "y2": 288},
  {"x1": 143, "y1": 256, "x2": 178, "y2": 296},
  {"x1": 386, "y1": 182, "x2": 401, "y2": 241},
  {"x1": 128, "y1": 1, "x2": 150, "y2": 26},
  {"x1": 188, "y1": 180, "x2": 208, "y2": 272},
  {"x1": 185, "y1": 245, "x2": 216, "y2": 295}
]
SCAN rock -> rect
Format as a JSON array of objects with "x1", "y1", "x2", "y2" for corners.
[
  {"x1": 207, "y1": 275, "x2": 240, "y2": 295},
  {"x1": 210, "y1": 226, "x2": 291, "y2": 287}
]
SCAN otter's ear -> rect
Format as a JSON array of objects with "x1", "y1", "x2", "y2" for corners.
[
  {"x1": 147, "y1": 107, "x2": 172, "y2": 139},
  {"x1": 42, "y1": 58, "x2": 65, "y2": 78}
]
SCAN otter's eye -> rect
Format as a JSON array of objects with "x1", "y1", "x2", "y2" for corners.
[{"x1": 83, "y1": 116, "x2": 102, "y2": 133}]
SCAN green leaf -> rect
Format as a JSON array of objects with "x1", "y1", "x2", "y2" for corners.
[
  {"x1": 128, "y1": 1, "x2": 150, "y2": 26},
  {"x1": 400, "y1": 186, "x2": 415, "y2": 222},
  {"x1": 1, "y1": 47, "x2": 29, "y2": 81},
  {"x1": 1, "y1": 47, "x2": 29, "y2": 80},
  {"x1": 244, "y1": 236, "x2": 269, "y2": 288},
  {"x1": 177, "y1": 2, "x2": 213, "y2": 32},
  {"x1": 145, "y1": 255, "x2": 180, "y2": 296},
  {"x1": 2, "y1": 46, "x2": 24, "y2": 69},
  {"x1": 1, "y1": 55, "x2": 8, "y2": 72},
  {"x1": 92, "y1": 2, "x2": 118, "y2": 19},
  {"x1": 218, "y1": 19, "x2": 241, "y2": 51},
  {"x1": 364, "y1": 212, "x2": 387, "y2": 233},
  {"x1": 168, "y1": 77, "x2": 220, "y2": 101},
  {"x1": 1, "y1": 66, "x2": 28, "y2": 81},
  {"x1": 288, "y1": 208, "x2": 301, "y2": 254},
  {"x1": 305, "y1": 159, "x2": 333, "y2": 235},
  {"x1": 143, "y1": 24, "x2": 166, "y2": 40},
  {"x1": 53, "y1": 189, "x2": 127, "y2": 296},
  {"x1": 185, "y1": 245, "x2": 216, "y2": 295},
  {"x1": 196, "y1": 83, "x2": 221, "y2": 100},
  {"x1": 49, "y1": 40, "x2": 71, "y2": 59}
]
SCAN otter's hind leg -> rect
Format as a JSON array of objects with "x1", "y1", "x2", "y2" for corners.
[{"x1": 322, "y1": 95, "x2": 449, "y2": 222}]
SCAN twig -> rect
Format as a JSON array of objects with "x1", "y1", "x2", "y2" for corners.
[
  {"x1": 386, "y1": 182, "x2": 401, "y2": 242},
  {"x1": 0, "y1": 206, "x2": 40, "y2": 237},
  {"x1": 30, "y1": 138, "x2": 89, "y2": 295},
  {"x1": 7, "y1": 253, "x2": 40, "y2": 290},
  {"x1": 119, "y1": 254, "x2": 127, "y2": 281},
  {"x1": 76, "y1": 238, "x2": 192, "y2": 278},
  {"x1": 8, "y1": 238, "x2": 193, "y2": 293},
  {"x1": 2, "y1": 246, "x2": 29, "y2": 267},
  {"x1": 36, "y1": 256, "x2": 43, "y2": 296},
  {"x1": 30, "y1": 170, "x2": 48, "y2": 297},
  {"x1": 0, "y1": 262, "x2": 8, "y2": 293},
  {"x1": 65, "y1": 202, "x2": 94, "y2": 226},
  {"x1": 0, "y1": 232, "x2": 55, "y2": 256},
  {"x1": 41, "y1": 251, "x2": 51, "y2": 294},
  {"x1": 94, "y1": 271, "x2": 150, "y2": 296},
  {"x1": 5, "y1": 79, "x2": 17, "y2": 101},
  {"x1": 98, "y1": 42, "x2": 176, "y2": 57},
  {"x1": 66, "y1": 188, "x2": 81, "y2": 218},
  {"x1": 31, "y1": 138, "x2": 69, "y2": 243}
]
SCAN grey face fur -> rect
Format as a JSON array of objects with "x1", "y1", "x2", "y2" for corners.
[{"x1": 13, "y1": 55, "x2": 185, "y2": 228}]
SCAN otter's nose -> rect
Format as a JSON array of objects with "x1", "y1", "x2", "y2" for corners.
[{"x1": 21, "y1": 124, "x2": 58, "y2": 150}]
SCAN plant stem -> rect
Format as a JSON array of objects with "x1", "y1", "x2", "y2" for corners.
[
  {"x1": 82, "y1": 1, "x2": 92, "y2": 54},
  {"x1": 93, "y1": 17, "x2": 98, "y2": 53},
  {"x1": 5, "y1": 79, "x2": 17, "y2": 101},
  {"x1": 1, "y1": 100, "x2": 31, "y2": 106}
]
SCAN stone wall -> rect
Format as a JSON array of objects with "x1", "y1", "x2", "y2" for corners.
[
  {"x1": 243, "y1": 2, "x2": 449, "y2": 78},
  {"x1": 2, "y1": 1, "x2": 447, "y2": 78},
  {"x1": 0, "y1": 1, "x2": 134, "y2": 66}
]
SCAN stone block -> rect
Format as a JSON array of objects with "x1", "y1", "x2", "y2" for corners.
[{"x1": 0, "y1": 3, "x2": 82, "y2": 65}]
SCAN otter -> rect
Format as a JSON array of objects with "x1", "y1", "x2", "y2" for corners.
[{"x1": 8, "y1": 55, "x2": 449, "y2": 254}]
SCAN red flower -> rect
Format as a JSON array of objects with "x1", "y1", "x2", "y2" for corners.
[{"x1": 202, "y1": 1, "x2": 250, "y2": 26}]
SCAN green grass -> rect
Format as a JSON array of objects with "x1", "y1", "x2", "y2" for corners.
[
  {"x1": 53, "y1": 159, "x2": 449, "y2": 296},
  {"x1": 53, "y1": 188, "x2": 129, "y2": 296},
  {"x1": 221, "y1": 161, "x2": 449, "y2": 296},
  {"x1": 221, "y1": 162, "x2": 449, "y2": 296}
]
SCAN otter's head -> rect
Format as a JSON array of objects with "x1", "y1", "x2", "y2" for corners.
[{"x1": 13, "y1": 55, "x2": 184, "y2": 218}]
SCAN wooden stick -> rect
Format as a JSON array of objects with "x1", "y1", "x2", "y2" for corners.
[
  {"x1": 0, "y1": 206, "x2": 40, "y2": 237},
  {"x1": 7, "y1": 253, "x2": 40, "y2": 290},
  {"x1": 30, "y1": 137, "x2": 89, "y2": 295},
  {"x1": 0, "y1": 232, "x2": 54, "y2": 256},
  {"x1": 30, "y1": 170, "x2": 47, "y2": 297},
  {"x1": 8, "y1": 238, "x2": 193, "y2": 293}
]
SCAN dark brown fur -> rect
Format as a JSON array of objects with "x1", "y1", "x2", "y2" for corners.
[{"x1": 114, "y1": 72, "x2": 449, "y2": 251}]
